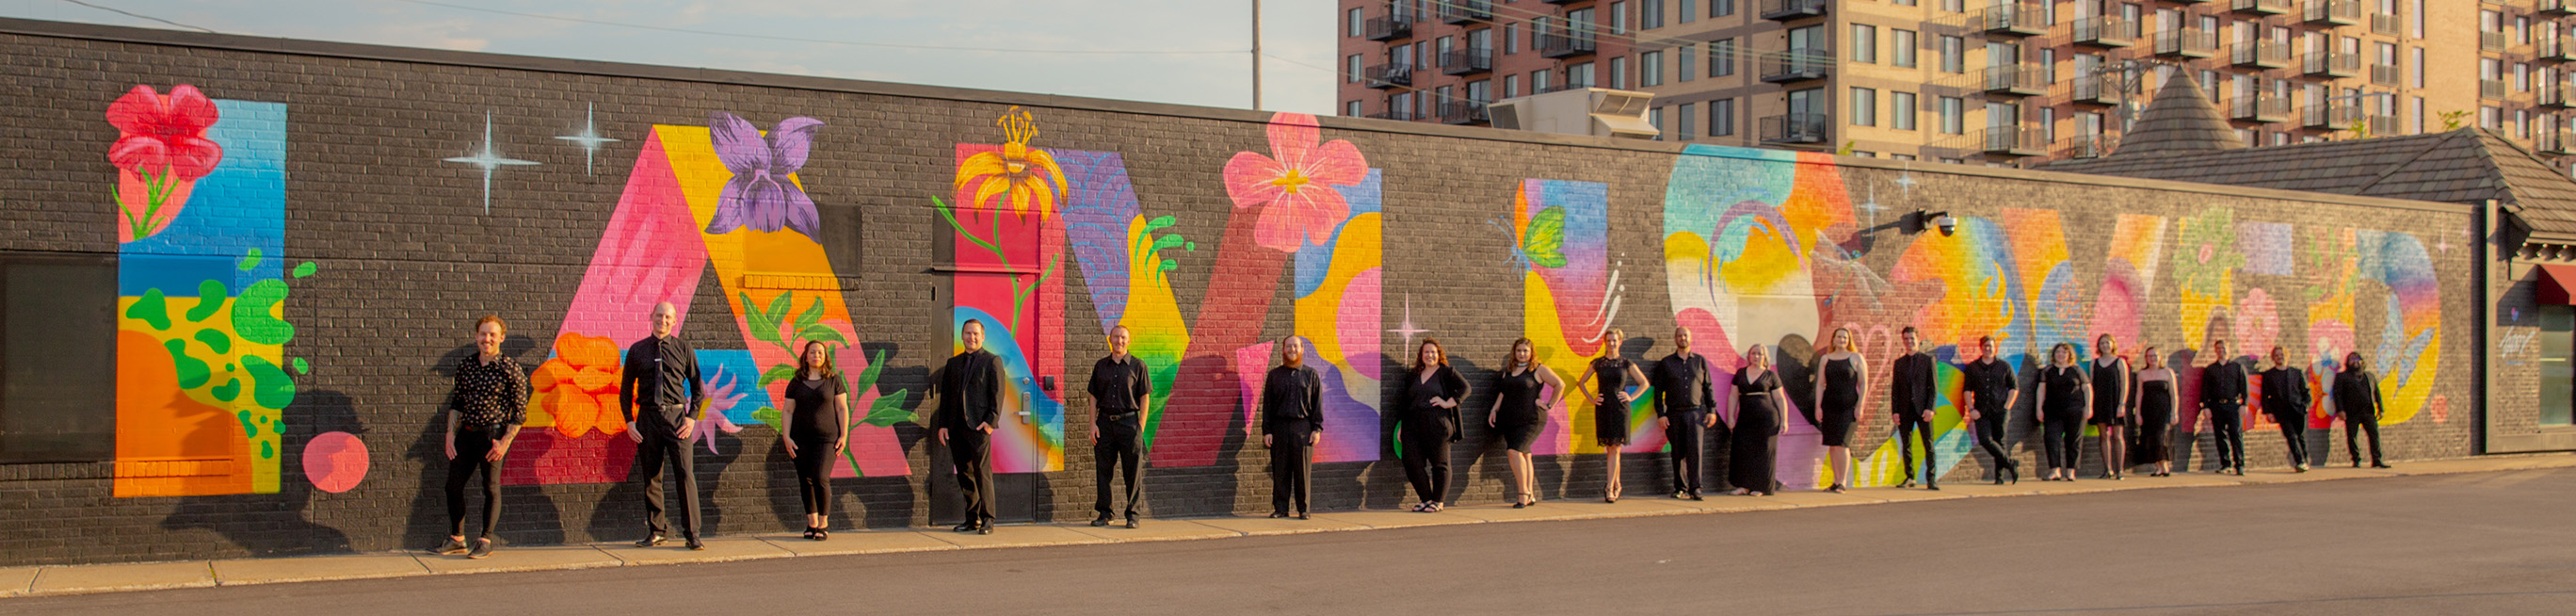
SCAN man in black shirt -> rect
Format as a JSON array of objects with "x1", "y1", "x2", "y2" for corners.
[
  {"x1": 2259, "y1": 346, "x2": 2313, "y2": 472},
  {"x1": 620, "y1": 301, "x2": 707, "y2": 550},
  {"x1": 1889, "y1": 327, "x2": 1939, "y2": 490},
  {"x1": 1650, "y1": 327, "x2": 1718, "y2": 500},
  {"x1": 2331, "y1": 352, "x2": 2391, "y2": 469},
  {"x1": 1087, "y1": 325, "x2": 1152, "y2": 528},
  {"x1": 439, "y1": 315, "x2": 527, "y2": 559},
  {"x1": 1958, "y1": 335, "x2": 2019, "y2": 484},
  {"x1": 1261, "y1": 336, "x2": 1325, "y2": 519},
  {"x1": 2198, "y1": 339, "x2": 2250, "y2": 475},
  {"x1": 937, "y1": 319, "x2": 1006, "y2": 535}
]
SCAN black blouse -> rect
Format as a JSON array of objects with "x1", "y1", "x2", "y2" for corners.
[
  {"x1": 2040, "y1": 365, "x2": 2089, "y2": 417},
  {"x1": 783, "y1": 375, "x2": 847, "y2": 442},
  {"x1": 1403, "y1": 365, "x2": 1470, "y2": 416},
  {"x1": 1589, "y1": 357, "x2": 1634, "y2": 406},
  {"x1": 1260, "y1": 365, "x2": 1324, "y2": 434}
]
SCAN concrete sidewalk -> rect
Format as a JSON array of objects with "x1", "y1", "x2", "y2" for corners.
[{"x1": 7, "y1": 453, "x2": 2570, "y2": 598}]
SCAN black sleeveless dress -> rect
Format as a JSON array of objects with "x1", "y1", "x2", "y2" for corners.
[
  {"x1": 2089, "y1": 358, "x2": 2130, "y2": 426},
  {"x1": 1493, "y1": 368, "x2": 1546, "y2": 453},
  {"x1": 1730, "y1": 369, "x2": 1782, "y2": 494},
  {"x1": 1590, "y1": 357, "x2": 1634, "y2": 446},
  {"x1": 1818, "y1": 357, "x2": 1861, "y2": 447},
  {"x1": 2135, "y1": 378, "x2": 2174, "y2": 463}
]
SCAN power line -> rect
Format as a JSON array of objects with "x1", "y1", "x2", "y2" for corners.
[
  {"x1": 387, "y1": 0, "x2": 1246, "y2": 56},
  {"x1": 56, "y1": 0, "x2": 216, "y2": 33}
]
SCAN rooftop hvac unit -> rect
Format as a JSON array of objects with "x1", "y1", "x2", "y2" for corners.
[{"x1": 1486, "y1": 88, "x2": 1658, "y2": 139}]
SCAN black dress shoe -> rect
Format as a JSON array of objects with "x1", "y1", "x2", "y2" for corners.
[
  {"x1": 1090, "y1": 516, "x2": 1112, "y2": 527},
  {"x1": 635, "y1": 535, "x2": 667, "y2": 547},
  {"x1": 2372, "y1": 462, "x2": 2391, "y2": 469},
  {"x1": 1294, "y1": 512, "x2": 1310, "y2": 520},
  {"x1": 1125, "y1": 515, "x2": 1140, "y2": 529},
  {"x1": 685, "y1": 538, "x2": 705, "y2": 551},
  {"x1": 952, "y1": 522, "x2": 980, "y2": 533},
  {"x1": 1269, "y1": 511, "x2": 1289, "y2": 518},
  {"x1": 1925, "y1": 483, "x2": 1940, "y2": 491},
  {"x1": 977, "y1": 525, "x2": 995, "y2": 535}
]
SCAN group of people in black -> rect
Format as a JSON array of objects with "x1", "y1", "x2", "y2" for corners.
[{"x1": 432, "y1": 311, "x2": 2397, "y2": 555}]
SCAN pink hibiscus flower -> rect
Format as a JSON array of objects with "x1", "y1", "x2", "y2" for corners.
[
  {"x1": 1222, "y1": 113, "x2": 1368, "y2": 252},
  {"x1": 106, "y1": 85, "x2": 223, "y2": 180}
]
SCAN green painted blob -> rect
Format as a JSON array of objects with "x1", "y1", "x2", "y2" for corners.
[
  {"x1": 260, "y1": 441, "x2": 274, "y2": 460},
  {"x1": 185, "y1": 279, "x2": 228, "y2": 322},
  {"x1": 292, "y1": 261, "x2": 315, "y2": 279},
  {"x1": 233, "y1": 279, "x2": 294, "y2": 346},
  {"x1": 210, "y1": 378, "x2": 242, "y2": 402},
  {"x1": 292, "y1": 358, "x2": 309, "y2": 375},
  {"x1": 242, "y1": 355, "x2": 296, "y2": 411},
  {"x1": 165, "y1": 339, "x2": 211, "y2": 389},
  {"x1": 193, "y1": 329, "x2": 233, "y2": 354},
  {"x1": 234, "y1": 410, "x2": 256, "y2": 439},
  {"x1": 238, "y1": 248, "x2": 261, "y2": 271},
  {"x1": 127, "y1": 288, "x2": 172, "y2": 331}
]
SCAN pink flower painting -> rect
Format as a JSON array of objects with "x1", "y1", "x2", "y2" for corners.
[
  {"x1": 106, "y1": 84, "x2": 224, "y2": 241},
  {"x1": 1222, "y1": 113, "x2": 1367, "y2": 252}
]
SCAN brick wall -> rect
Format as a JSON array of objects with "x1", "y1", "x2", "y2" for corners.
[{"x1": 0, "y1": 19, "x2": 2488, "y2": 567}]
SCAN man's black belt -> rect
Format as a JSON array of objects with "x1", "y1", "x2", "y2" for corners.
[{"x1": 1098, "y1": 411, "x2": 1139, "y2": 422}]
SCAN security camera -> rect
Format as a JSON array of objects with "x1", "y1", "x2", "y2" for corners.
[{"x1": 1933, "y1": 212, "x2": 1956, "y2": 235}]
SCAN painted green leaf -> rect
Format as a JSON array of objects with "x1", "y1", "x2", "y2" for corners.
[
  {"x1": 739, "y1": 292, "x2": 781, "y2": 345},
  {"x1": 791, "y1": 294, "x2": 824, "y2": 333},
  {"x1": 237, "y1": 248, "x2": 261, "y2": 271},
  {"x1": 242, "y1": 355, "x2": 297, "y2": 411},
  {"x1": 1152, "y1": 234, "x2": 1186, "y2": 252},
  {"x1": 751, "y1": 406, "x2": 782, "y2": 425},
  {"x1": 852, "y1": 349, "x2": 888, "y2": 392},
  {"x1": 1145, "y1": 215, "x2": 1176, "y2": 232},
  {"x1": 292, "y1": 261, "x2": 315, "y2": 278},
  {"x1": 193, "y1": 329, "x2": 233, "y2": 354},
  {"x1": 127, "y1": 287, "x2": 171, "y2": 331},
  {"x1": 1159, "y1": 260, "x2": 1177, "y2": 272},
  {"x1": 185, "y1": 279, "x2": 229, "y2": 322},
  {"x1": 759, "y1": 365, "x2": 798, "y2": 386},
  {"x1": 1183, "y1": 240, "x2": 1196, "y2": 251},
  {"x1": 860, "y1": 390, "x2": 914, "y2": 427},
  {"x1": 233, "y1": 279, "x2": 295, "y2": 345},
  {"x1": 797, "y1": 325, "x2": 847, "y2": 346},
  {"x1": 763, "y1": 292, "x2": 794, "y2": 329},
  {"x1": 1521, "y1": 206, "x2": 1569, "y2": 268},
  {"x1": 165, "y1": 339, "x2": 210, "y2": 389}
]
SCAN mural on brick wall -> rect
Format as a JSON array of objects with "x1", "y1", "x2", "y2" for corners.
[
  {"x1": 1503, "y1": 180, "x2": 1661, "y2": 456},
  {"x1": 936, "y1": 106, "x2": 1071, "y2": 473},
  {"x1": 1665, "y1": 145, "x2": 2448, "y2": 490},
  {"x1": 108, "y1": 85, "x2": 321, "y2": 497},
  {"x1": 510, "y1": 113, "x2": 910, "y2": 485}
]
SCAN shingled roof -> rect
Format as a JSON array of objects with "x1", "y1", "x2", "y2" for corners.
[
  {"x1": 2037, "y1": 128, "x2": 2576, "y2": 235},
  {"x1": 2110, "y1": 73, "x2": 2244, "y2": 157}
]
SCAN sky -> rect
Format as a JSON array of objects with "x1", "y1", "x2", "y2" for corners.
[{"x1": 4, "y1": 0, "x2": 1338, "y2": 114}]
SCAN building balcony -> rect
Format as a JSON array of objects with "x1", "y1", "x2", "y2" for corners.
[
  {"x1": 2304, "y1": 51, "x2": 2359, "y2": 78},
  {"x1": 2069, "y1": 73, "x2": 2121, "y2": 105},
  {"x1": 1364, "y1": 109, "x2": 1417, "y2": 122},
  {"x1": 2304, "y1": 0, "x2": 2360, "y2": 25},
  {"x1": 1362, "y1": 63, "x2": 1413, "y2": 89},
  {"x1": 2545, "y1": 0, "x2": 2576, "y2": 18},
  {"x1": 2366, "y1": 114, "x2": 2399, "y2": 137},
  {"x1": 2543, "y1": 132, "x2": 2576, "y2": 155},
  {"x1": 1979, "y1": 126, "x2": 2046, "y2": 157},
  {"x1": 1538, "y1": 32, "x2": 1597, "y2": 58},
  {"x1": 1981, "y1": 65, "x2": 2047, "y2": 96},
  {"x1": 2230, "y1": 0, "x2": 2292, "y2": 15},
  {"x1": 2483, "y1": 79, "x2": 2508, "y2": 100},
  {"x1": 2231, "y1": 95, "x2": 2291, "y2": 123},
  {"x1": 2155, "y1": 29, "x2": 2217, "y2": 58},
  {"x1": 2370, "y1": 63, "x2": 2401, "y2": 87},
  {"x1": 1440, "y1": 0, "x2": 1492, "y2": 24},
  {"x1": 2231, "y1": 41, "x2": 2291, "y2": 69},
  {"x1": 1761, "y1": 49, "x2": 1833, "y2": 83},
  {"x1": 1364, "y1": 14, "x2": 1414, "y2": 41},
  {"x1": 2482, "y1": 32, "x2": 2508, "y2": 52},
  {"x1": 2540, "y1": 37, "x2": 2576, "y2": 63},
  {"x1": 2542, "y1": 89, "x2": 2576, "y2": 109},
  {"x1": 1761, "y1": 0, "x2": 1829, "y2": 22},
  {"x1": 1979, "y1": 2, "x2": 2050, "y2": 38},
  {"x1": 2058, "y1": 134, "x2": 2113, "y2": 159},
  {"x1": 1438, "y1": 101, "x2": 1489, "y2": 125},
  {"x1": 1760, "y1": 113, "x2": 1831, "y2": 144},
  {"x1": 2302, "y1": 103, "x2": 2359, "y2": 129},
  {"x1": 2071, "y1": 16, "x2": 2138, "y2": 48},
  {"x1": 1440, "y1": 48, "x2": 1493, "y2": 75},
  {"x1": 2370, "y1": 12, "x2": 2403, "y2": 36}
]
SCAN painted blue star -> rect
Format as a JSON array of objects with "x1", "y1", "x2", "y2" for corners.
[
  {"x1": 554, "y1": 103, "x2": 620, "y2": 175},
  {"x1": 443, "y1": 111, "x2": 539, "y2": 214}
]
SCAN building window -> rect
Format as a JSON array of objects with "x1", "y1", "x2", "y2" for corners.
[
  {"x1": 2520, "y1": 109, "x2": 2533, "y2": 138},
  {"x1": 1608, "y1": 57, "x2": 1627, "y2": 89},
  {"x1": 1852, "y1": 24, "x2": 1877, "y2": 64},
  {"x1": 1345, "y1": 101, "x2": 1361, "y2": 117},
  {"x1": 1505, "y1": 74, "x2": 1521, "y2": 98},
  {"x1": 0, "y1": 252, "x2": 118, "y2": 463},
  {"x1": 2411, "y1": 95, "x2": 2424, "y2": 134},
  {"x1": 1346, "y1": 8, "x2": 1362, "y2": 37},
  {"x1": 1942, "y1": 0, "x2": 1964, "y2": 12},
  {"x1": 2409, "y1": 0, "x2": 2424, "y2": 40},
  {"x1": 1680, "y1": 0, "x2": 1697, "y2": 24},
  {"x1": 1346, "y1": 55, "x2": 1362, "y2": 83},
  {"x1": 1611, "y1": 1, "x2": 1629, "y2": 34},
  {"x1": 1642, "y1": 0, "x2": 1666, "y2": 29},
  {"x1": 1571, "y1": 62, "x2": 1596, "y2": 89},
  {"x1": 1532, "y1": 70, "x2": 1551, "y2": 92},
  {"x1": 1939, "y1": 96, "x2": 1963, "y2": 135},
  {"x1": 1940, "y1": 36, "x2": 1964, "y2": 73},
  {"x1": 1851, "y1": 87, "x2": 1877, "y2": 127},
  {"x1": 1641, "y1": 51, "x2": 1664, "y2": 87},
  {"x1": 1712, "y1": 98, "x2": 1736, "y2": 137},
  {"x1": 1678, "y1": 102, "x2": 1697, "y2": 140},
  {"x1": 1891, "y1": 91, "x2": 1916, "y2": 130},
  {"x1": 1892, "y1": 29, "x2": 1917, "y2": 69},
  {"x1": 1505, "y1": 23, "x2": 1519, "y2": 55},
  {"x1": 1713, "y1": 0, "x2": 1734, "y2": 18},
  {"x1": 1679, "y1": 44, "x2": 1696, "y2": 82},
  {"x1": 2519, "y1": 63, "x2": 2534, "y2": 93},
  {"x1": 1711, "y1": 39, "x2": 1737, "y2": 77},
  {"x1": 2482, "y1": 105, "x2": 2501, "y2": 129},
  {"x1": 2542, "y1": 306, "x2": 2576, "y2": 427},
  {"x1": 1650, "y1": 105, "x2": 1665, "y2": 139}
]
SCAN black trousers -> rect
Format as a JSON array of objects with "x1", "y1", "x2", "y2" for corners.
[
  {"x1": 444, "y1": 429, "x2": 503, "y2": 540},
  {"x1": 792, "y1": 436, "x2": 836, "y2": 518},
  {"x1": 1093, "y1": 419, "x2": 1144, "y2": 518},
  {"x1": 2208, "y1": 405, "x2": 2246, "y2": 469},
  {"x1": 635, "y1": 422, "x2": 700, "y2": 538},
  {"x1": 1894, "y1": 412, "x2": 1937, "y2": 482},
  {"x1": 2042, "y1": 413, "x2": 2085, "y2": 471},
  {"x1": 2276, "y1": 413, "x2": 2310, "y2": 465},
  {"x1": 2344, "y1": 417, "x2": 2383, "y2": 465},
  {"x1": 1666, "y1": 410, "x2": 1705, "y2": 494},
  {"x1": 1269, "y1": 429, "x2": 1313, "y2": 514},
  {"x1": 949, "y1": 428, "x2": 994, "y2": 525},
  {"x1": 1399, "y1": 416, "x2": 1453, "y2": 503},
  {"x1": 1972, "y1": 411, "x2": 2017, "y2": 475}
]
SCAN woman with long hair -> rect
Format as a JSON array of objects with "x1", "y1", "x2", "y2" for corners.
[
  {"x1": 1400, "y1": 338, "x2": 1470, "y2": 512},
  {"x1": 2133, "y1": 348, "x2": 2178, "y2": 478},
  {"x1": 1810, "y1": 328, "x2": 1868, "y2": 493},
  {"x1": 1571, "y1": 328, "x2": 1648, "y2": 503},
  {"x1": 1487, "y1": 337, "x2": 1566, "y2": 508},
  {"x1": 1727, "y1": 345, "x2": 1790, "y2": 496},
  {"x1": 2090, "y1": 334, "x2": 2135, "y2": 479},
  {"x1": 780, "y1": 340, "x2": 849, "y2": 540},
  {"x1": 2036, "y1": 343, "x2": 2092, "y2": 481}
]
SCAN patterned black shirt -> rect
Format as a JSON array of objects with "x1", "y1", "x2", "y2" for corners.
[{"x1": 447, "y1": 354, "x2": 529, "y2": 429}]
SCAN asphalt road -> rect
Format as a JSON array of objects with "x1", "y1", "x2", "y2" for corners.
[{"x1": 15, "y1": 467, "x2": 2576, "y2": 615}]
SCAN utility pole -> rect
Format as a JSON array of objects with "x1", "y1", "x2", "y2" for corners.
[{"x1": 1251, "y1": 0, "x2": 1263, "y2": 110}]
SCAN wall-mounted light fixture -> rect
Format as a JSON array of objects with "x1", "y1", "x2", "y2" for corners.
[{"x1": 1911, "y1": 210, "x2": 1956, "y2": 236}]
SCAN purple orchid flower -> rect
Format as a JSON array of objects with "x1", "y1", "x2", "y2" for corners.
[{"x1": 704, "y1": 112, "x2": 825, "y2": 239}]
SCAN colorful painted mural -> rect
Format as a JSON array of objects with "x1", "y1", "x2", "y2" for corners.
[
  {"x1": 110, "y1": 86, "x2": 316, "y2": 497},
  {"x1": 938, "y1": 106, "x2": 1070, "y2": 473},
  {"x1": 1505, "y1": 180, "x2": 1660, "y2": 455}
]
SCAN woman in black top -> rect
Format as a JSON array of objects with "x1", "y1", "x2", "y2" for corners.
[
  {"x1": 2036, "y1": 343, "x2": 2092, "y2": 481},
  {"x1": 1810, "y1": 328, "x2": 1868, "y2": 493},
  {"x1": 2133, "y1": 347, "x2": 2178, "y2": 477},
  {"x1": 1727, "y1": 345, "x2": 1790, "y2": 496},
  {"x1": 1571, "y1": 328, "x2": 1648, "y2": 503},
  {"x1": 2089, "y1": 334, "x2": 2135, "y2": 479},
  {"x1": 781, "y1": 340, "x2": 849, "y2": 540},
  {"x1": 439, "y1": 316, "x2": 528, "y2": 559},
  {"x1": 1487, "y1": 337, "x2": 1565, "y2": 508},
  {"x1": 1401, "y1": 339, "x2": 1469, "y2": 512}
]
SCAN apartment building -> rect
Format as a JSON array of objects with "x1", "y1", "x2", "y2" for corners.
[{"x1": 1336, "y1": 0, "x2": 2569, "y2": 169}]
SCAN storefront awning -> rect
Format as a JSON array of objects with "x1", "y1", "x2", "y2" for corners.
[{"x1": 2538, "y1": 265, "x2": 2576, "y2": 305}]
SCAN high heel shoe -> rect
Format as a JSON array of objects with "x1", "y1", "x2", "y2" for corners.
[{"x1": 2007, "y1": 466, "x2": 2020, "y2": 484}]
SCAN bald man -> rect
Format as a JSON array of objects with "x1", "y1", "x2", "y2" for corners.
[{"x1": 620, "y1": 301, "x2": 707, "y2": 550}]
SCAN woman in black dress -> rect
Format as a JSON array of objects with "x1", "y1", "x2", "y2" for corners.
[
  {"x1": 1728, "y1": 344, "x2": 1790, "y2": 496},
  {"x1": 1401, "y1": 339, "x2": 1469, "y2": 512},
  {"x1": 2036, "y1": 343, "x2": 2092, "y2": 481},
  {"x1": 2133, "y1": 347, "x2": 2178, "y2": 477},
  {"x1": 2089, "y1": 334, "x2": 2135, "y2": 479},
  {"x1": 1810, "y1": 327, "x2": 1868, "y2": 493},
  {"x1": 1487, "y1": 337, "x2": 1565, "y2": 508},
  {"x1": 780, "y1": 340, "x2": 850, "y2": 540},
  {"x1": 1570, "y1": 328, "x2": 1648, "y2": 503}
]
